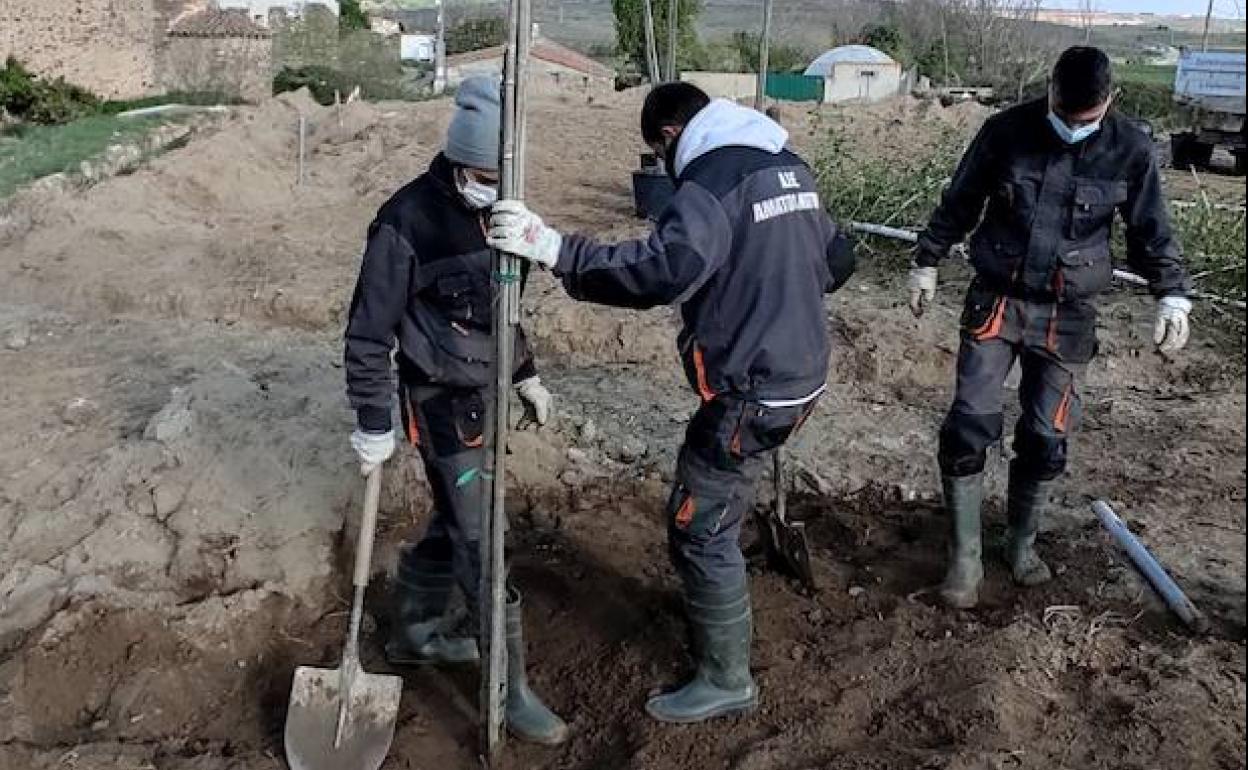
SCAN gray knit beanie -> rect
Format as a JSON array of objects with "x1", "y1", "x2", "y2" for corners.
[{"x1": 445, "y1": 76, "x2": 501, "y2": 171}]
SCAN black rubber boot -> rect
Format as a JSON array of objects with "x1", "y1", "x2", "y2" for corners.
[
  {"x1": 504, "y1": 589, "x2": 569, "y2": 745},
  {"x1": 386, "y1": 552, "x2": 479, "y2": 666},
  {"x1": 645, "y1": 582, "x2": 758, "y2": 724},
  {"x1": 940, "y1": 473, "x2": 985, "y2": 609},
  {"x1": 1006, "y1": 471, "x2": 1054, "y2": 587}
]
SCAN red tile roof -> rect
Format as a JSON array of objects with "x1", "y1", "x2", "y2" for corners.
[
  {"x1": 448, "y1": 37, "x2": 613, "y2": 79},
  {"x1": 169, "y1": 8, "x2": 271, "y2": 38}
]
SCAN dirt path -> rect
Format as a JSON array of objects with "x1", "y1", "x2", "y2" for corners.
[{"x1": 0, "y1": 88, "x2": 1243, "y2": 770}]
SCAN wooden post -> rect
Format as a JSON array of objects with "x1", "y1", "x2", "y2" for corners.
[
  {"x1": 666, "y1": 0, "x2": 679, "y2": 81},
  {"x1": 754, "y1": 0, "x2": 773, "y2": 110},
  {"x1": 481, "y1": 0, "x2": 528, "y2": 763},
  {"x1": 642, "y1": 0, "x2": 661, "y2": 84}
]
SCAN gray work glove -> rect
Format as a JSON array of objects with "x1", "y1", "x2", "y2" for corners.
[
  {"x1": 351, "y1": 428, "x2": 395, "y2": 476},
  {"x1": 907, "y1": 264, "x2": 938, "y2": 318},
  {"x1": 1154, "y1": 295, "x2": 1192, "y2": 355}
]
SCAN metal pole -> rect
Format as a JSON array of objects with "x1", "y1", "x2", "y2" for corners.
[
  {"x1": 1201, "y1": 0, "x2": 1214, "y2": 51},
  {"x1": 642, "y1": 0, "x2": 661, "y2": 85},
  {"x1": 434, "y1": 0, "x2": 447, "y2": 94},
  {"x1": 481, "y1": 0, "x2": 527, "y2": 762},
  {"x1": 754, "y1": 0, "x2": 773, "y2": 110},
  {"x1": 666, "y1": 0, "x2": 679, "y2": 81},
  {"x1": 297, "y1": 115, "x2": 306, "y2": 185}
]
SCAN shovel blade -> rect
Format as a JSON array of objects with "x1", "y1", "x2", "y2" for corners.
[{"x1": 285, "y1": 665, "x2": 402, "y2": 770}]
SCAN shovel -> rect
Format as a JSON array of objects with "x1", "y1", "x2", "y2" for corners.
[
  {"x1": 285, "y1": 465, "x2": 402, "y2": 770},
  {"x1": 754, "y1": 448, "x2": 815, "y2": 590}
]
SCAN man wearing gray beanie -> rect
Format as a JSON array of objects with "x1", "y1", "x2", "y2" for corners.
[{"x1": 343, "y1": 75, "x2": 567, "y2": 745}]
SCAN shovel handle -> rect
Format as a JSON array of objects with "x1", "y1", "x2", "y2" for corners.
[
  {"x1": 354, "y1": 466, "x2": 383, "y2": 589},
  {"x1": 773, "y1": 448, "x2": 786, "y2": 523}
]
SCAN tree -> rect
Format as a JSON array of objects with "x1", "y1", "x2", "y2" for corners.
[
  {"x1": 611, "y1": 0, "x2": 702, "y2": 74},
  {"x1": 340, "y1": 0, "x2": 369, "y2": 34},
  {"x1": 860, "y1": 23, "x2": 909, "y2": 64}
]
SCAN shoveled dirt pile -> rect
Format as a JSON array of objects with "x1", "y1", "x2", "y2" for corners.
[{"x1": 0, "y1": 86, "x2": 1243, "y2": 770}]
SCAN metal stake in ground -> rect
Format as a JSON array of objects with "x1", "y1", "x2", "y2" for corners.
[
  {"x1": 666, "y1": 0, "x2": 679, "y2": 81},
  {"x1": 481, "y1": 0, "x2": 530, "y2": 762},
  {"x1": 642, "y1": 0, "x2": 661, "y2": 85},
  {"x1": 754, "y1": 0, "x2": 773, "y2": 111}
]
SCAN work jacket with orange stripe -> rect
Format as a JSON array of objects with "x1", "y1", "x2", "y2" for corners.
[
  {"x1": 553, "y1": 100, "x2": 854, "y2": 406},
  {"x1": 916, "y1": 98, "x2": 1189, "y2": 308}
]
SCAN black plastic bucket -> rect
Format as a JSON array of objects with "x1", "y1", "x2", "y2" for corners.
[{"x1": 632, "y1": 169, "x2": 674, "y2": 220}]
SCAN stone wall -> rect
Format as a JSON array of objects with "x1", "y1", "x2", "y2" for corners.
[
  {"x1": 162, "y1": 36, "x2": 274, "y2": 101},
  {"x1": 0, "y1": 0, "x2": 199, "y2": 99}
]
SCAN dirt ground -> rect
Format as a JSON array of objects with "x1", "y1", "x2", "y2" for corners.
[{"x1": 0, "y1": 87, "x2": 1243, "y2": 770}]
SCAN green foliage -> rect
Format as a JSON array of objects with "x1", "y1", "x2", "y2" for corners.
[
  {"x1": 339, "y1": 0, "x2": 370, "y2": 33},
  {"x1": 1116, "y1": 80, "x2": 1173, "y2": 122},
  {"x1": 0, "y1": 57, "x2": 99, "y2": 125},
  {"x1": 446, "y1": 16, "x2": 506, "y2": 55},
  {"x1": 860, "y1": 24, "x2": 907, "y2": 65},
  {"x1": 728, "y1": 32, "x2": 809, "y2": 74},
  {"x1": 811, "y1": 122, "x2": 966, "y2": 260},
  {"x1": 273, "y1": 65, "x2": 355, "y2": 105},
  {"x1": 610, "y1": 0, "x2": 703, "y2": 74},
  {"x1": 1172, "y1": 203, "x2": 1247, "y2": 303}
]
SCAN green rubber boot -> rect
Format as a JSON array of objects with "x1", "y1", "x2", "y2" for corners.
[
  {"x1": 386, "y1": 553, "x2": 479, "y2": 666},
  {"x1": 1006, "y1": 471, "x2": 1054, "y2": 587},
  {"x1": 940, "y1": 473, "x2": 985, "y2": 609},
  {"x1": 505, "y1": 589, "x2": 570, "y2": 745},
  {"x1": 645, "y1": 583, "x2": 758, "y2": 724}
]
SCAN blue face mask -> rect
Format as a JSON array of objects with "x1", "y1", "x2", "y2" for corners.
[{"x1": 1047, "y1": 110, "x2": 1101, "y2": 144}]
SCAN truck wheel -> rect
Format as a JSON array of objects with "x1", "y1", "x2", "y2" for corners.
[{"x1": 1190, "y1": 142, "x2": 1214, "y2": 169}]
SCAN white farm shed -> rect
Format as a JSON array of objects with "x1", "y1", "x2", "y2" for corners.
[{"x1": 805, "y1": 45, "x2": 902, "y2": 103}]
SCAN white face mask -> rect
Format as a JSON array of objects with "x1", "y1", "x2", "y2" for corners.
[
  {"x1": 1047, "y1": 110, "x2": 1102, "y2": 144},
  {"x1": 457, "y1": 170, "x2": 498, "y2": 210}
]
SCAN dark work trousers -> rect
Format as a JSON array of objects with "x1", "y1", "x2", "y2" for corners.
[
  {"x1": 665, "y1": 395, "x2": 818, "y2": 594},
  {"x1": 397, "y1": 383, "x2": 494, "y2": 622},
  {"x1": 939, "y1": 289, "x2": 1090, "y2": 481}
]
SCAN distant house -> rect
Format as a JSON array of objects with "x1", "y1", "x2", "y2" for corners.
[
  {"x1": 165, "y1": 7, "x2": 274, "y2": 101},
  {"x1": 401, "y1": 34, "x2": 437, "y2": 63},
  {"x1": 216, "y1": 0, "x2": 340, "y2": 26},
  {"x1": 805, "y1": 45, "x2": 903, "y2": 103},
  {"x1": 446, "y1": 37, "x2": 614, "y2": 92}
]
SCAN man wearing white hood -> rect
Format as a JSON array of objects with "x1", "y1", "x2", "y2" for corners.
[{"x1": 487, "y1": 83, "x2": 855, "y2": 724}]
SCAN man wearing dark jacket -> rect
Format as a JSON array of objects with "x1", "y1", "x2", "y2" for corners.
[
  {"x1": 487, "y1": 83, "x2": 855, "y2": 724},
  {"x1": 344, "y1": 76, "x2": 567, "y2": 745},
  {"x1": 908, "y1": 47, "x2": 1192, "y2": 609}
]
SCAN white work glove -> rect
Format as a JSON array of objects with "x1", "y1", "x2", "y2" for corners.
[
  {"x1": 515, "y1": 376, "x2": 553, "y2": 429},
  {"x1": 907, "y1": 264, "x2": 938, "y2": 318},
  {"x1": 351, "y1": 428, "x2": 395, "y2": 476},
  {"x1": 1154, "y1": 295, "x2": 1192, "y2": 355},
  {"x1": 487, "y1": 200, "x2": 562, "y2": 269}
]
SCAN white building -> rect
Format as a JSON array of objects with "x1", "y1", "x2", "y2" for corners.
[
  {"x1": 216, "y1": 0, "x2": 339, "y2": 26},
  {"x1": 401, "y1": 33, "x2": 436, "y2": 63},
  {"x1": 805, "y1": 45, "x2": 903, "y2": 103}
]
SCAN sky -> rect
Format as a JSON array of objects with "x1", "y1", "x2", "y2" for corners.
[{"x1": 1045, "y1": 0, "x2": 1245, "y2": 16}]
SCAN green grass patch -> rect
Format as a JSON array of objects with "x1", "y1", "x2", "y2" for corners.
[
  {"x1": 1116, "y1": 63, "x2": 1176, "y2": 87},
  {"x1": 0, "y1": 114, "x2": 163, "y2": 198}
]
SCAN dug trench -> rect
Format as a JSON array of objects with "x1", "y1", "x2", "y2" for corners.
[
  {"x1": 1, "y1": 473, "x2": 1244, "y2": 770},
  {"x1": 0, "y1": 88, "x2": 1244, "y2": 769}
]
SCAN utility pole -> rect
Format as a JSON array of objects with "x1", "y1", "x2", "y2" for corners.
[
  {"x1": 666, "y1": 0, "x2": 679, "y2": 81},
  {"x1": 482, "y1": 0, "x2": 529, "y2": 763},
  {"x1": 642, "y1": 0, "x2": 661, "y2": 84},
  {"x1": 1201, "y1": 0, "x2": 1214, "y2": 51},
  {"x1": 754, "y1": 0, "x2": 773, "y2": 110},
  {"x1": 434, "y1": 0, "x2": 447, "y2": 94}
]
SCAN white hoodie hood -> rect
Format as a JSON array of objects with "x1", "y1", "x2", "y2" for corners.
[{"x1": 672, "y1": 98, "x2": 789, "y2": 177}]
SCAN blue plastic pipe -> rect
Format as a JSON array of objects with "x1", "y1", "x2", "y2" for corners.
[{"x1": 1092, "y1": 500, "x2": 1209, "y2": 633}]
